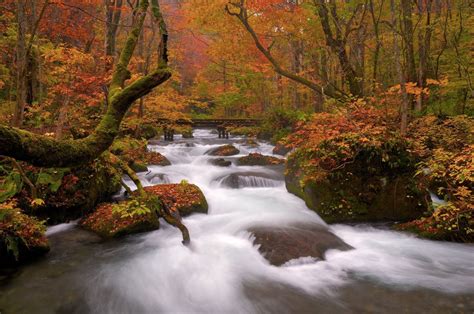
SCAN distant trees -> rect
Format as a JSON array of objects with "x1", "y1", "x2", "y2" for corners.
[{"x1": 221, "y1": 0, "x2": 472, "y2": 119}]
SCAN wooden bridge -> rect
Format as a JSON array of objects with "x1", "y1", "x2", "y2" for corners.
[
  {"x1": 156, "y1": 118, "x2": 262, "y2": 128},
  {"x1": 160, "y1": 118, "x2": 262, "y2": 140}
]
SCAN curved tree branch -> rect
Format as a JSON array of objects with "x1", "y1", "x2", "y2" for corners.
[
  {"x1": 0, "y1": 0, "x2": 171, "y2": 168},
  {"x1": 226, "y1": 1, "x2": 346, "y2": 101}
]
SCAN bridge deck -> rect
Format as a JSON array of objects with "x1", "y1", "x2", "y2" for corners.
[{"x1": 156, "y1": 118, "x2": 261, "y2": 127}]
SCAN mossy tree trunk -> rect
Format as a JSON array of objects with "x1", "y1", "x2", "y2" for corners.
[{"x1": 0, "y1": 0, "x2": 171, "y2": 168}]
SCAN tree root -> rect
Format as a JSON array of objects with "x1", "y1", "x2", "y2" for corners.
[{"x1": 158, "y1": 199, "x2": 190, "y2": 245}]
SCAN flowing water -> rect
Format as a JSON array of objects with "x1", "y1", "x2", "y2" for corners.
[{"x1": 1, "y1": 129, "x2": 474, "y2": 314}]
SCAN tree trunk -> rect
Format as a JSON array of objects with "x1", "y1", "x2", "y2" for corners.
[
  {"x1": 401, "y1": 0, "x2": 417, "y2": 83},
  {"x1": 369, "y1": 0, "x2": 382, "y2": 92},
  {"x1": 105, "y1": 0, "x2": 123, "y2": 59},
  {"x1": 391, "y1": 0, "x2": 409, "y2": 135},
  {"x1": 316, "y1": 0, "x2": 363, "y2": 97},
  {"x1": 416, "y1": 0, "x2": 433, "y2": 112},
  {"x1": 13, "y1": 0, "x2": 28, "y2": 127},
  {"x1": 1, "y1": 0, "x2": 171, "y2": 168}
]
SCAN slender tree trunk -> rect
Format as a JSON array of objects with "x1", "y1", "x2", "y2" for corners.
[
  {"x1": 369, "y1": 0, "x2": 383, "y2": 93},
  {"x1": 401, "y1": 0, "x2": 417, "y2": 83},
  {"x1": 316, "y1": 0, "x2": 363, "y2": 97},
  {"x1": 391, "y1": 0, "x2": 409, "y2": 135},
  {"x1": 13, "y1": 0, "x2": 28, "y2": 127},
  {"x1": 105, "y1": 0, "x2": 123, "y2": 59},
  {"x1": 55, "y1": 95, "x2": 70, "y2": 140},
  {"x1": 290, "y1": 39, "x2": 303, "y2": 108},
  {"x1": 416, "y1": 0, "x2": 432, "y2": 112}
]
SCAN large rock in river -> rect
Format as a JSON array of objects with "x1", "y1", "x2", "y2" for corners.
[
  {"x1": 1, "y1": 202, "x2": 50, "y2": 267},
  {"x1": 272, "y1": 142, "x2": 291, "y2": 156},
  {"x1": 209, "y1": 158, "x2": 232, "y2": 167},
  {"x1": 217, "y1": 172, "x2": 284, "y2": 188},
  {"x1": 81, "y1": 183, "x2": 208, "y2": 238},
  {"x1": 285, "y1": 139, "x2": 428, "y2": 223},
  {"x1": 249, "y1": 224, "x2": 351, "y2": 266},
  {"x1": 144, "y1": 184, "x2": 208, "y2": 216},
  {"x1": 237, "y1": 153, "x2": 284, "y2": 166},
  {"x1": 206, "y1": 144, "x2": 240, "y2": 156}
]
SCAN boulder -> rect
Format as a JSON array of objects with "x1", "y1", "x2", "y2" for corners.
[
  {"x1": 110, "y1": 137, "x2": 171, "y2": 167},
  {"x1": 19, "y1": 158, "x2": 122, "y2": 225},
  {"x1": 237, "y1": 138, "x2": 259, "y2": 148},
  {"x1": 81, "y1": 183, "x2": 208, "y2": 238},
  {"x1": 137, "y1": 124, "x2": 159, "y2": 140},
  {"x1": 273, "y1": 142, "x2": 291, "y2": 156},
  {"x1": 237, "y1": 153, "x2": 284, "y2": 166},
  {"x1": 285, "y1": 143, "x2": 428, "y2": 223},
  {"x1": 1, "y1": 202, "x2": 50, "y2": 266},
  {"x1": 80, "y1": 201, "x2": 160, "y2": 238},
  {"x1": 216, "y1": 171, "x2": 284, "y2": 188},
  {"x1": 144, "y1": 183, "x2": 208, "y2": 216},
  {"x1": 144, "y1": 151, "x2": 171, "y2": 166},
  {"x1": 209, "y1": 158, "x2": 232, "y2": 167},
  {"x1": 206, "y1": 144, "x2": 240, "y2": 156},
  {"x1": 181, "y1": 130, "x2": 194, "y2": 138},
  {"x1": 249, "y1": 224, "x2": 351, "y2": 266}
]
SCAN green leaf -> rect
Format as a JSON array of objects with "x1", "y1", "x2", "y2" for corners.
[
  {"x1": 0, "y1": 171, "x2": 23, "y2": 202},
  {"x1": 36, "y1": 168, "x2": 69, "y2": 192}
]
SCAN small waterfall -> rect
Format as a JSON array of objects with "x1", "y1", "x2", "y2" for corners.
[
  {"x1": 234, "y1": 175, "x2": 283, "y2": 188},
  {"x1": 215, "y1": 173, "x2": 284, "y2": 188},
  {"x1": 145, "y1": 173, "x2": 170, "y2": 184}
]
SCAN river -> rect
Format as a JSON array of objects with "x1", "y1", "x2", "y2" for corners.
[{"x1": 1, "y1": 129, "x2": 473, "y2": 313}]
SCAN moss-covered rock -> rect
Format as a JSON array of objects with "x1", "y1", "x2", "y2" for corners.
[
  {"x1": 285, "y1": 137, "x2": 428, "y2": 223},
  {"x1": 229, "y1": 126, "x2": 259, "y2": 137},
  {"x1": 206, "y1": 144, "x2": 240, "y2": 156},
  {"x1": 175, "y1": 126, "x2": 194, "y2": 138},
  {"x1": 273, "y1": 142, "x2": 291, "y2": 156},
  {"x1": 1, "y1": 201, "x2": 49, "y2": 266},
  {"x1": 395, "y1": 123, "x2": 474, "y2": 242},
  {"x1": 110, "y1": 136, "x2": 171, "y2": 167},
  {"x1": 137, "y1": 124, "x2": 160, "y2": 140},
  {"x1": 209, "y1": 158, "x2": 232, "y2": 167},
  {"x1": 237, "y1": 153, "x2": 284, "y2": 166},
  {"x1": 237, "y1": 138, "x2": 259, "y2": 148},
  {"x1": 182, "y1": 130, "x2": 194, "y2": 139},
  {"x1": 81, "y1": 183, "x2": 208, "y2": 238},
  {"x1": 80, "y1": 200, "x2": 160, "y2": 238},
  {"x1": 145, "y1": 151, "x2": 171, "y2": 166},
  {"x1": 18, "y1": 157, "x2": 122, "y2": 224},
  {"x1": 144, "y1": 183, "x2": 208, "y2": 216}
]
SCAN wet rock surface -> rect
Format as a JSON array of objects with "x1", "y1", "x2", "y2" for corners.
[
  {"x1": 205, "y1": 144, "x2": 240, "y2": 156},
  {"x1": 81, "y1": 184, "x2": 208, "y2": 238},
  {"x1": 216, "y1": 171, "x2": 284, "y2": 188},
  {"x1": 272, "y1": 142, "x2": 291, "y2": 156},
  {"x1": 237, "y1": 153, "x2": 284, "y2": 166},
  {"x1": 209, "y1": 158, "x2": 232, "y2": 167},
  {"x1": 249, "y1": 224, "x2": 352, "y2": 266}
]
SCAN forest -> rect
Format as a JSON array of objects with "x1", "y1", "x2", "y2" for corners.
[{"x1": 0, "y1": 0, "x2": 473, "y2": 312}]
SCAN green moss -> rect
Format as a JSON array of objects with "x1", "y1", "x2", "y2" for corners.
[
  {"x1": 285, "y1": 136, "x2": 428, "y2": 223},
  {"x1": 237, "y1": 153, "x2": 284, "y2": 166},
  {"x1": 81, "y1": 199, "x2": 160, "y2": 239},
  {"x1": 1, "y1": 201, "x2": 49, "y2": 266}
]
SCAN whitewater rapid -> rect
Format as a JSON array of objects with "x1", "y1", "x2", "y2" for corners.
[
  {"x1": 88, "y1": 129, "x2": 474, "y2": 312},
  {"x1": 1, "y1": 128, "x2": 473, "y2": 313}
]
